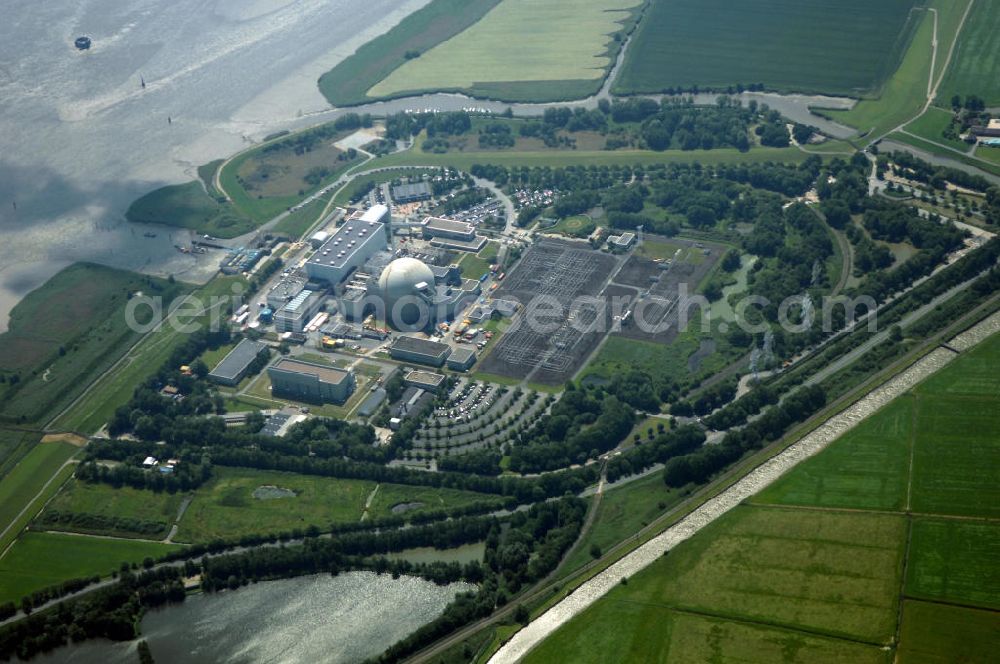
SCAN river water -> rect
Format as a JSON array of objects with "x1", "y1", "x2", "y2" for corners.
[
  {"x1": 27, "y1": 572, "x2": 474, "y2": 663},
  {"x1": 0, "y1": 0, "x2": 859, "y2": 332},
  {"x1": 0, "y1": 0, "x2": 431, "y2": 331}
]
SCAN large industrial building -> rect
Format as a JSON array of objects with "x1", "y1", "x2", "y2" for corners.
[
  {"x1": 305, "y1": 205, "x2": 390, "y2": 285},
  {"x1": 390, "y1": 336, "x2": 452, "y2": 367},
  {"x1": 207, "y1": 339, "x2": 269, "y2": 386},
  {"x1": 268, "y1": 358, "x2": 356, "y2": 404},
  {"x1": 392, "y1": 181, "x2": 432, "y2": 204},
  {"x1": 420, "y1": 216, "x2": 487, "y2": 252},
  {"x1": 377, "y1": 257, "x2": 481, "y2": 329},
  {"x1": 273, "y1": 289, "x2": 326, "y2": 332}
]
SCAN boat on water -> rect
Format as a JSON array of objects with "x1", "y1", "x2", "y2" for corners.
[
  {"x1": 74, "y1": 36, "x2": 91, "y2": 50},
  {"x1": 143, "y1": 232, "x2": 157, "y2": 238}
]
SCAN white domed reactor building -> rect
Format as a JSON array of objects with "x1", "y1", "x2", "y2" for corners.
[
  {"x1": 371, "y1": 256, "x2": 482, "y2": 331},
  {"x1": 378, "y1": 257, "x2": 436, "y2": 327}
]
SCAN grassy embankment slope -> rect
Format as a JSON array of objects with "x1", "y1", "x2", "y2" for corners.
[
  {"x1": 367, "y1": 0, "x2": 642, "y2": 103},
  {"x1": 0, "y1": 264, "x2": 186, "y2": 434},
  {"x1": 524, "y1": 331, "x2": 1000, "y2": 663},
  {"x1": 614, "y1": 0, "x2": 919, "y2": 97}
]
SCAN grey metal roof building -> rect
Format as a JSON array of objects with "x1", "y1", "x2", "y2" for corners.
[
  {"x1": 391, "y1": 181, "x2": 432, "y2": 203},
  {"x1": 390, "y1": 336, "x2": 452, "y2": 367},
  {"x1": 446, "y1": 346, "x2": 477, "y2": 371},
  {"x1": 207, "y1": 339, "x2": 268, "y2": 386},
  {"x1": 268, "y1": 359, "x2": 356, "y2": 404},
  {"x1": 305, "y1": 205, "x2": 389, "y2": 285},
  {"x1": 357, "y1": 387, "x2": 387, "y2": 418},
  {"x1": 405, "y1": 370, "x2": 447, "y2": 392}
]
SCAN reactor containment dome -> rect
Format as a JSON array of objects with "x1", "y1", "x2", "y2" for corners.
[{"x1": 378, "y1": 257, "x2": 435, "y2": 328}]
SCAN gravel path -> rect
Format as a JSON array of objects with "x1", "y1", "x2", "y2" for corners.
[{"x1": 487, "y1": 315, "x2": 1000, "y2": 662}]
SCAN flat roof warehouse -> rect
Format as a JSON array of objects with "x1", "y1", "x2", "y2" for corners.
[
  {"x1": 271, "y1": 358, "x2": 351, "y2": 384},
  {"x1": 308, "y1": 205, "x2": 388, "y2": 271}
]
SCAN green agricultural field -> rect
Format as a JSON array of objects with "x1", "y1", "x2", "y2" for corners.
[
  {"x1": 126, "y1": 180, "x2": 256, "y2": 239},
  {"x1": 897, "y1": 600, "x2": 1000, "y2": 664},
  {"x1": 533, "y1": 505, "x2": 906, "y2": 660},
  {"x1": 905, "y1": 517, "x2": 1000, "y2": 610},
  {"x1": 902, "y1": 106, "x2": 968, "y2": 151},
  {"x1": 0, "y1": 264, "x2": 186, "y2": 426},
  {"x1": 367, "y1": 0, "x2": 641, "y2": 101},
  {"x1": 0, "y1": 428, "x2": 40, "y2": 480},
  {"x1": 976, "y1": 145, "x2": 1000, "y2": 167},
  {"x1": 909, "y1": 393, "x2": 1000, "y2": 517},
  {"x1": 824, "y1": 7, "x2": 935, "y2": 139},
  {"x1": 918, "y1": 329, "x2": 1000, "y2": 395},
  {"x1": 319, "y1": 0, "x2": 504, "y2": 106},
  {"x1": 40, "y1": 479, "x2": 183, "y2": 539},
  {"x1": 615, "y1": 0, "x2": 919, "y2": 97},
  {"x1": 0, "y1": 441, "x2": 77, "y2": 553},
  {"x1": 936, "y1": 0, "x2": 1000, "y2": 106},
  {"x1": 754, "y1": 397, "x2": 913, "y2": 510},
  {"x1": 526, "y1": 598, "x2": 889, "y2": 664},
  {"x1": 0, "y1": 532, "x2": 180, "y2": 605}
]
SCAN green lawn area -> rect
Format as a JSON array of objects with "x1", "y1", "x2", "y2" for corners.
[
  {"x1": 559, "y1": 472, "x2": 682, "y2": 574},
  {"x1": 172, "y1": 467, "x2": 497, "y2": 543},
  {"x1": 173, "y1": 467, "x2": 375, "y2": 543},
  {"x1": 0, "y1": 442, "x2": 78, "y2": 554},
  {"x1": 319, "y1": 0, "x2": 504, "y2": 106},
  {"x1": 367, "y1": 483, "x2": 503, "y2": 520},
  {"x1": 754, "y1": 397, "x2": 913, "y2": 511},
  {"x1": 905, "y1": 517, "x2": 1000, "y2": 610},
  {"x1": 0, "y1": 264, "x2": 186, "y2": 426},
  {"x1": 0, "y1": 532, "x2": 180, "y2": 605},
  {"x1": 548, "y1": 215, "x2": 596, "y2": 238},
  {"x1": 126, "y1": 180, "x2": 257, "y2": 239},
  {"x1": 903, "y1": 106, "x2": 967, "y2": 151},
  {"x1": 897, "y1": 600, "x2": 1000, "y2": 664},
  {"x1": 271, "y1": 197, "x2": 330, "y2": 240},
  {"x1": 458, "y1": 241, "x2": 500, "y2": 279},
  {"x1": 219, "y1": 144, "x2": 363, "y2": 225},
  {"x1": 41, "y1": 479, "x2": 183, "y2": 539},
  {"x1": 50, "y1": 276, "x2": 245, "y2": 435},
  {"x1": 975, "y1": 145, "x2": 1000, "y2": 167},
  {"x1": 370, "y1": 0, "x2": 639, "y2": 101},
  {"x1": 615, "y1": 0, "x2": 920, "y2": 97},
  {"x1": 0, "y1": 429, "x2": 40, "y2": 481},
  {"x1": 935, "y1": 0, "x2": 1000, "y2": 106}
]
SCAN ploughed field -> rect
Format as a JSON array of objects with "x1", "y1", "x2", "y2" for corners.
[{"x1": 523, "y1": 331, "x2": 1000, "y2": 663}]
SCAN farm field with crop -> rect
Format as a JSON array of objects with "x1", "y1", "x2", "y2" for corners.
[
  {"x1": 615, "y1": 0, "x2": 919, "y2": 97},
  {"x1": 368, "y1": 0, "x2": 641, "y2": 102},
  {"x1": 824, "y1": 0, "x2": 971, "y2": 140},
  {"x1": 0, "y1": 532, "x2": 180, "y2": 605},
  {"x1": 935, "y1": 0, "x2": 1000, "y2": 106},
  {"x1": 0, "y1": 441, "x2": 77, "y2": 553},
  {"x1": 524, "y1": 329, "x2": 1000, "y2": 662}
]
